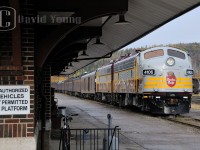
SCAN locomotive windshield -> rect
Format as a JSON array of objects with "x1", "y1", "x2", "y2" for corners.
[
  {"x1": 144, "y1": 49, "x2": 164, "y2": 59},
  {"x1": 167, "y1": 49, "x2": 185, "y2": 59}
]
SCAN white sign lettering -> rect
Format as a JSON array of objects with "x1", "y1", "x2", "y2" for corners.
[{"x1": 0, "y1": 86, "x2": 30, "y2": 115}]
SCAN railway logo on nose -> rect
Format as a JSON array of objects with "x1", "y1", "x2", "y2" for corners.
[{"x1": 166, "y1": 71, "x2": 176, "y2": 87}]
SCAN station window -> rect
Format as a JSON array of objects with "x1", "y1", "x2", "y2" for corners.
[{"x1": 144, "y1": 49, "x2": 164, "y2": 59}]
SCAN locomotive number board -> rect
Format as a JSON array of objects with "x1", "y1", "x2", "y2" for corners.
[{"x1": 143, "y1": 69, "x2": 155, "y2": 75}]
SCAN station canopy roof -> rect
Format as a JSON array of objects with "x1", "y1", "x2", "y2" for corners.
[{"x1": 36, "y1": 0, "x2": 200, "y2": 75}]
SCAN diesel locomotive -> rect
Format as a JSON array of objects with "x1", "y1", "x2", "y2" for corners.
[{"x1": 53, "y1": 47, "x2": 194, "y2": 114}]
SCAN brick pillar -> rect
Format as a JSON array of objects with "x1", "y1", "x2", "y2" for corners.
[
  {"x1": 35, "y1": 65, "x2": 51, "y2": 150},
  {"x1": 42, "y1": 66, "x2": 51, "y2": 121},
  {"x1": 36, "y1": 66, "x2": 51, "y2": 128},
  {"x1": 0, "y1": 0, "x2": 36, "y2": 149}
]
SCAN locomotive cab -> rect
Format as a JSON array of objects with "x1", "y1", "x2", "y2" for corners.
[{"x1": 140, "y1": 47, "x2": 193, "y2": 114}]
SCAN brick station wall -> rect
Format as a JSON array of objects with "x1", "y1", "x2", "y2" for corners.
[
  {"x1": 42, "y1": 66, "x2": 51, "y2": 121},
  {"x1": 35, "y1": 65, "x2": 51, "y2": 124},
  {"x1": 0, "y1": 0, "x2": 35, "y2": 138}
]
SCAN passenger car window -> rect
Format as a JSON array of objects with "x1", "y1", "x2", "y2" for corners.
[
  {"x1": 167, "y1": 49, "x2": 185, "y2": 59},
  {"x1": 144, "y1": 49, "x2": 164, "y2": 59}
]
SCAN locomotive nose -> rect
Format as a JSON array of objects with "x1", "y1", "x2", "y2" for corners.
[
  {"x1": 144, "y1": 69, "x2": 193, "y2": 93},
  {"x1": 163, "y1": 69, "x2": 192, "y2": 92}
]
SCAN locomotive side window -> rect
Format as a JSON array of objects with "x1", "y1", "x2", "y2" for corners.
[
  {"x1": 144, "y1": 49, "x2": 164, "y2": 59},
  {"x1": 167, "y1": 49, "x2": 185, "y2": 59}
]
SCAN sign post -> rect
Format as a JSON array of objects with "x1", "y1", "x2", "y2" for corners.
[{"x1": 0, "y1": 85, "x2": 30, "y2": 115}]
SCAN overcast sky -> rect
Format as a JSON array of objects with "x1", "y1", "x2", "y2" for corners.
[{"x1": 124, "y1": 6, "x2": 200, "y2": 49}]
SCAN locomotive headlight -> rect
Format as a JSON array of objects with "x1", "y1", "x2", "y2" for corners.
[{"x1": 166, "y1": 57, "x2": 175, "y2": 66}]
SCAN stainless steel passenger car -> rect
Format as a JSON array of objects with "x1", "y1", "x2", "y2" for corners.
[
  {"x1": 64, "y1": 79, "x2": 73, "y2": 94},
  {"x1": 81, "y1": 71, "x2": 96, "y2": 99},
  {"x1": 73, "y1": 77, "x2": 81, "y2": 97}
]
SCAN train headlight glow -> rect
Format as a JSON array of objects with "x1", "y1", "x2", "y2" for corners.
[{"x1": 166, "y1": 57, "x2": 175, "y2": 66}]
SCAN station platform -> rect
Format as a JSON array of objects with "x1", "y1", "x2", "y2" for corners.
[
  {"x1": 49, "y1": 93, "x2": 200, "y2": 150},
  {"x1": 49, "y1": 93, "x2": 146, "y2": 150}
]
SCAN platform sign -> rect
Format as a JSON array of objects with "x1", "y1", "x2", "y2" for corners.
[{"x1": 0, "y1": 86, "x2": 30, "y2": 115}]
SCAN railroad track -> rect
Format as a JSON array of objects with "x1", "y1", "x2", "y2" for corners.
[
  {"x1": 191, "y1": 95, "x2": 200, "y2": 110},
  {"x1": 163, "y1": 115, "x2": 200, "y2": 130},
  {"x1": 192, "y1": 95, "x2": 200, "y2": 103},
  {"x1": 192, "y1": 100, "x2": 200, "y2": 104}
]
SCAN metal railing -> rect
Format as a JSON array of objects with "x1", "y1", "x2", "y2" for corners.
[{"x1": 61, "y1": 127, "x2": 120, "y2": 150}]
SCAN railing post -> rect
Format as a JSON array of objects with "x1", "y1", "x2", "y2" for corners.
[
  {"x1": 108, "y1": 114, "x2": 112, "y2": 129},
  {"x1": 103, "y1": 114, "x2": 112, "y2": 150},
  {"x1": 107, "y1": 114, "x2": 112, "y2": 150}
]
